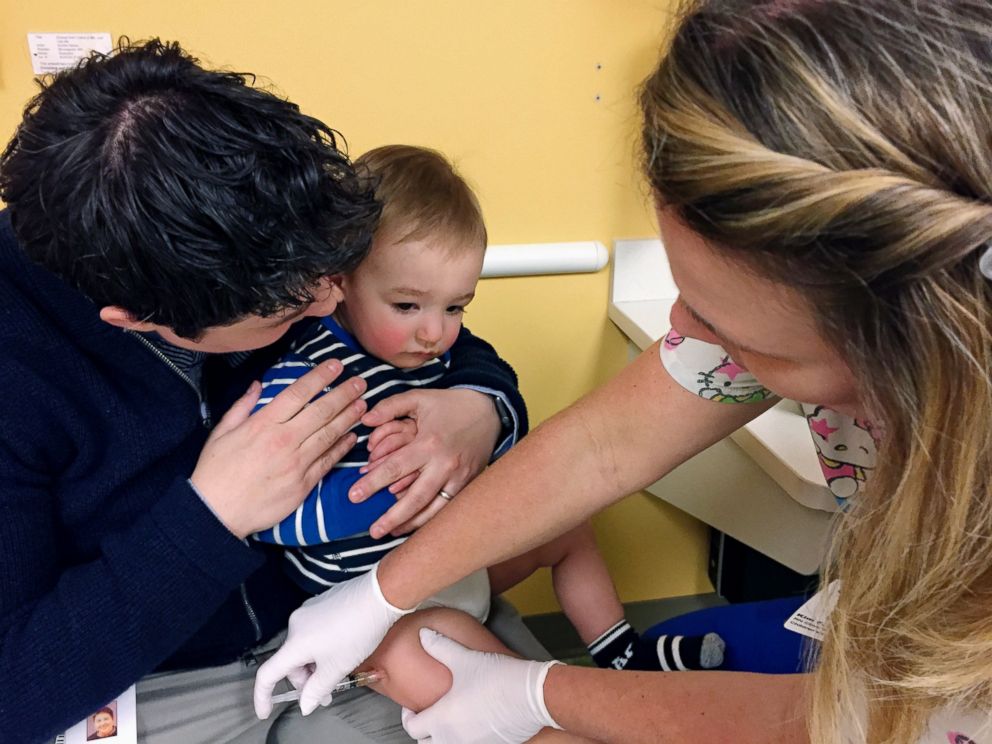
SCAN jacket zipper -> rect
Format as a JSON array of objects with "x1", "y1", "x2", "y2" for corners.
[
  {"x1": 127, "y1": 330, "x2": 265, "y2": 650},
  {"x1": 240, "y1": 583, "x2": 263, "y2": 644},
  {"x1": 125, "y1": 330, "x2": 212, "y2": 428}
]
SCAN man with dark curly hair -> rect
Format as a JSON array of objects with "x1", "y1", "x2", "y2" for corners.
[{"x1": 0, "y1": 40, "x2": 541, "y2": 743}]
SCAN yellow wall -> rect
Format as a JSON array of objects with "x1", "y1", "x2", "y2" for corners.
[{"x1": 0, "y1": 0, "x2": 711, "y2": 614}]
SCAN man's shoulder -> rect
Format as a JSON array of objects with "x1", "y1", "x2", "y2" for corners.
[
  {"x1": 0, "y1": 272, "x2": 96, "y2": 378},
  {"x1": 0, "y1": 214, "x2": 107, "y2": 352}
]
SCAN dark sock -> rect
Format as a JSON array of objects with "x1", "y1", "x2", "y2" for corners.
[
  {"x1": 588, "y1": 620, "x2": 639, "y2": 670},
  {"x1": 587, "y1": 620, "x2": 725, "y2": 671},
  {"x1": 632, "y1": 632, "x2": 725, "y2": 671}
]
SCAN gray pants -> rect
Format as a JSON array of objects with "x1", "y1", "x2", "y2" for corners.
[{"x1": 135, "y1": 597, "x2": 549, "y2": 744}]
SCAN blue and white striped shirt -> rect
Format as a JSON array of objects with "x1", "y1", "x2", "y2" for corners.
[{"x1": 251, "y1": 315, "x2": 458, "y2": 592}]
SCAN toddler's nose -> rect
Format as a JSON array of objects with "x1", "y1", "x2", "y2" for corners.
[{"x1": 416, "y1": 316, "x2": 443, "y2": 346}]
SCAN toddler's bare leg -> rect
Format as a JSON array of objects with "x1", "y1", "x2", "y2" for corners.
[
  {"x1": 359, "y1": 606, "x2": 506, "y2": 711},
  {"x1": 489, "y1": 521, "x2": 624, "y2": 643}
]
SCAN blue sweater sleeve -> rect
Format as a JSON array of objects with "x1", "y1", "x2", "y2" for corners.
[
  {"x1": 0, "y1": 439, "x2": 262, "y2": 742},
  {"x1": 0, "y1": 212, "x2": 276, "y2": 742}
]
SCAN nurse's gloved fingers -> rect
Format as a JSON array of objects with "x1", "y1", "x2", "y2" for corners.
[
  {"x1": 401, "y1": 705, "x2": 435, "y2": 742},
  {"x1": 287, "y1": 665, "x2": 311, "y2": 691},
  {"x1": 298, "y1": 665, "x2": 338, "y2": 715},
  {"x1": 254, "y1": 644, "x2": 311, "y2": 720}
]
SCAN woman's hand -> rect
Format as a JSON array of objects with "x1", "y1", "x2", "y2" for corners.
[
  {"x1": 254, "y1": 566, "x2": 411, "y2": 719},
  {"x1": 348, "y1": 388, "x2": 503, "y2": 538},
  {"x1": 401, "y1": 629, "x2": 562, "y2": 744}
]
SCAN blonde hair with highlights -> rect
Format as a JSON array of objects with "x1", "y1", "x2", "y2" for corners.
[
  {"x1": 355, "y1": 145, "x2": 487, "y2": 254},
  {"x1": 641, "y1": 1, "x2": 992, "y2": 741}
]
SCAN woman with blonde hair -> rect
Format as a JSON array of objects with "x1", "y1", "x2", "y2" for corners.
[{"x1": 254, "y1": 0, "x2": 992, "y2": 741}]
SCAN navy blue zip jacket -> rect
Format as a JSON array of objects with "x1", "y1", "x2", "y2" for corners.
[{"x1": 0, "y1": 210, "x2": 527, "y2": 742}]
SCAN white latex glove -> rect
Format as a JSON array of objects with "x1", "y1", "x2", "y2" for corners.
[
  {"x1": 253, "y1": 565, "x2": 412, "y2": 718},
  {"x1": 401, "y1": 628, "x2": 563, "y2": 743}
]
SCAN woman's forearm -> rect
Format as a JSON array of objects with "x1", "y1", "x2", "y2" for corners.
[
  {"x1": 377, "y1": 340, "x2": 772, "y2": 609},
  {"x1": 546, "y1": 666, "x2": 809, "y2": 743}
]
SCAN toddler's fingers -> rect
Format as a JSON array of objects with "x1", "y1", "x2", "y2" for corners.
[{"x1": 388, "y1": 473, "x2": 418, "y2": 494}]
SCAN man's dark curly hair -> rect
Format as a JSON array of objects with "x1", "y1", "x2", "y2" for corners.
[{"x1": 0, "y1": 39, "x2": 380, "y2": 338}]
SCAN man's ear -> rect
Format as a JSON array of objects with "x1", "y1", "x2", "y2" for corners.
[
  {"x1": 326, "y1": 274, "x2": 346, "y2": 303},
  {"x1": 99, "y1": 306, "x2": 157, "y2": 332}
]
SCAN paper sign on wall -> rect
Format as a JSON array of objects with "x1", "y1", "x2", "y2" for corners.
[{"x1": 27, "y1": 33, "x2": 113, "y2": 75}]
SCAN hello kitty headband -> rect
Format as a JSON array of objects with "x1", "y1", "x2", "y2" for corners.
[{"x1": 981, "y1": 245, "x2": 992, "y2": 280}]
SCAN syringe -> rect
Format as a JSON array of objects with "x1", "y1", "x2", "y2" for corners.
[{"x1": 269, "y1": 670, "x2": 385, "y2": 704}]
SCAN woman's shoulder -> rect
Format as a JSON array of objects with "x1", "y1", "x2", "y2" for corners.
[
  {"x1": 659, "y1": 329, "x2": 773, "y2": 404},
  {"x1": 660, "y1": 329, "x2": 883, "y2": 507}
]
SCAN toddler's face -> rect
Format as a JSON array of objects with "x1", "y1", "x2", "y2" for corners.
[{"x1": 337, "y1": 229, "x2": 484, "y2": 368}]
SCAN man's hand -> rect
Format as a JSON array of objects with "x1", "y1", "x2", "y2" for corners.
[
  {"x1": 349, "y1": 389, "x2": 502, "y2": 538},
  {"x1": 253, "y1": 566, "x2": 411, "y2": 719},
  {"x1": 401, "y1": 629, "x2": 562, "y2": 743},
  {"x1": 191, "y1": 360, "x2": 367, "y2": 538}
]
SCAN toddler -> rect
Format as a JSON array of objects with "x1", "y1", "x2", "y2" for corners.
[{"x1": 252, "y1": 145, "x2": 724, "y2": 677}]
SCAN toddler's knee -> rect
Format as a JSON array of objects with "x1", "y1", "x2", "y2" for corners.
[{"x1": 363, "y1": 607, "x2": 508, "y2": 712}]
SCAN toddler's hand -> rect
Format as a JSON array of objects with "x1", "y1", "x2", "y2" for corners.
[{"x1": 364, "y1": 417, "x2": 418, "y2": 469}]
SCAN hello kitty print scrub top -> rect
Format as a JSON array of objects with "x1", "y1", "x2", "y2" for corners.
[
  {"x1": 660, "y1": 328, "x2": 878, "y2": 508},
  {"x1": 661, "y1": 329, "x2": 992, "y2": 742}
]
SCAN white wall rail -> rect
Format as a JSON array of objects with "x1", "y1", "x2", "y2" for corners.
[{"x1": 481, "y1": 241, "x2": 609, "y2": 278}]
